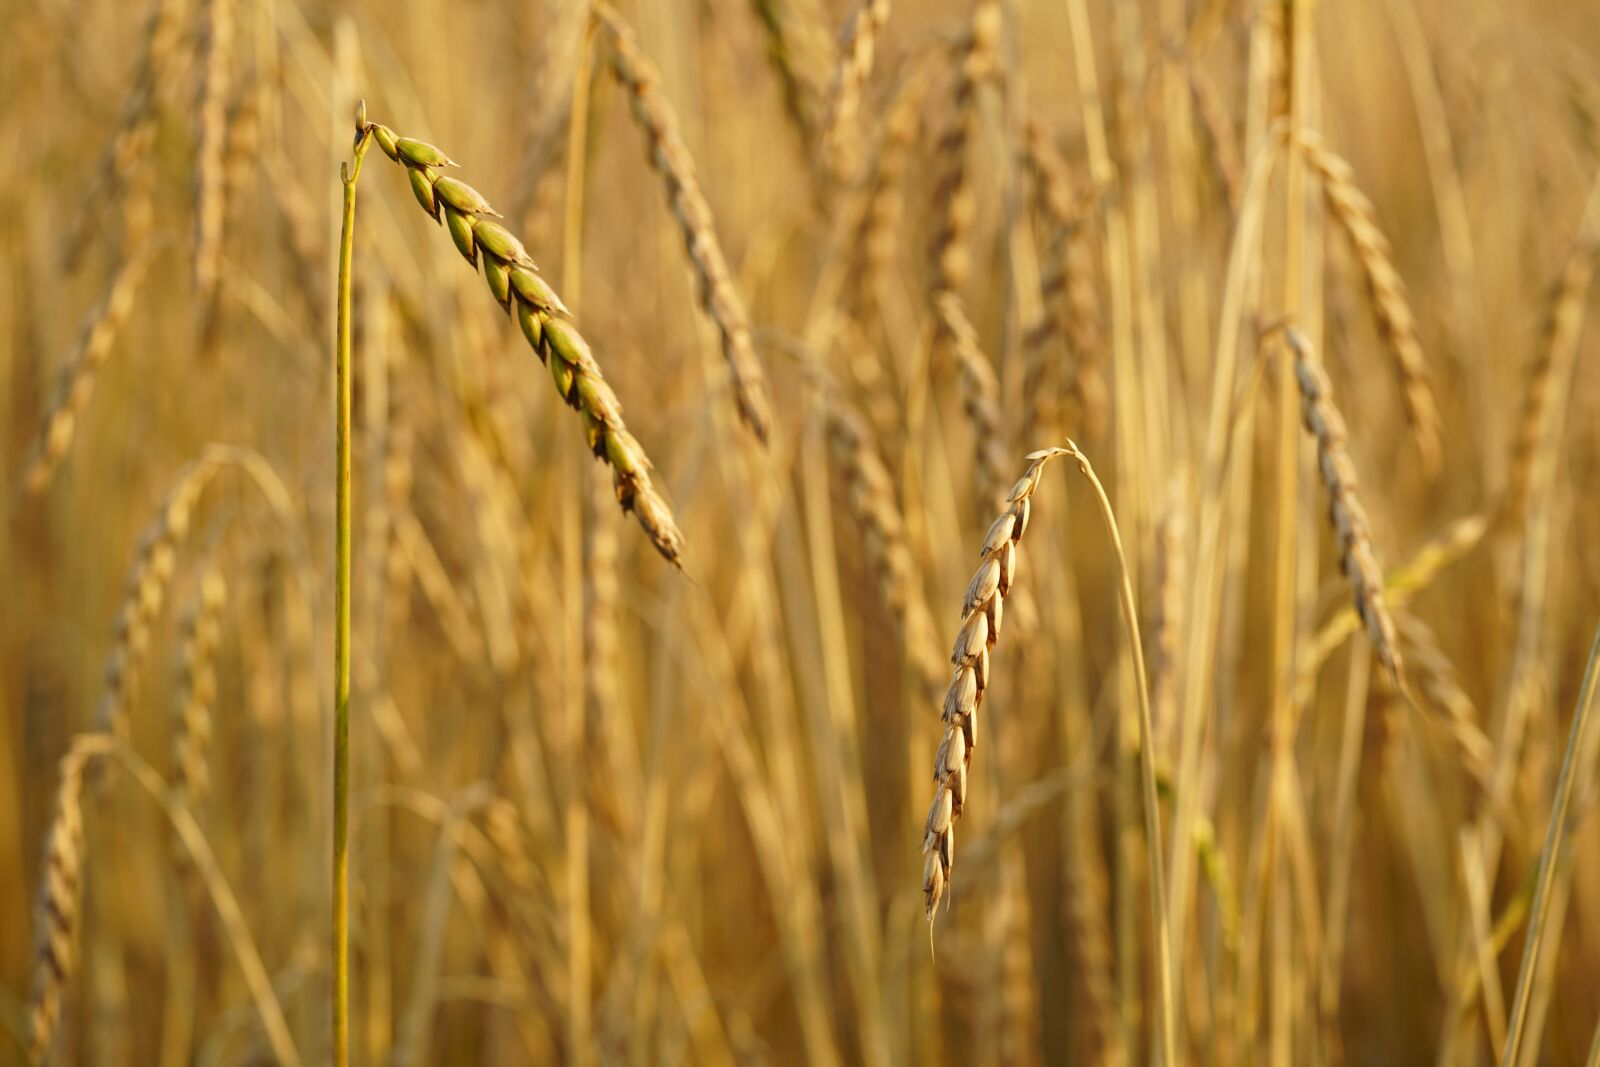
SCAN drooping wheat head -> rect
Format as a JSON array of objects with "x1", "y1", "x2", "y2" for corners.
[
  {"x1": 922, "y1": 447, "x2": 1068, "y2": 921},
  {"x1": 365, "y1": 120, "x2": 686, "y2": 566}
]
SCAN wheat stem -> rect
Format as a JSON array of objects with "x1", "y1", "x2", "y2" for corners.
[{"x1": 333, "y1": 102, "x2": 374, "y2": 1067}]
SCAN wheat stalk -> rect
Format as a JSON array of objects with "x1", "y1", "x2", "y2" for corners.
[
  {"x1": 596, "y1": 2, "x2": 776, "y2": 445},
  {"x1": 1299, "y1": 131, "x2": 1443, "y2": 472},
  {"x1": 1284, "y1": 326, "x2": 1405, "y2": 683},
  {"x1": 22, "y1": 241, "x2": 156, "y2": 496},
  {"x1": 921, "y1": 446, "x2": 1067, "y2": 922},
  {"x1": 365, "y1": 119, "x2": 686, "y2": 566}
]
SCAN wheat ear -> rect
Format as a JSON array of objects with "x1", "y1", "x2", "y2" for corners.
[
  {"x1": 192, "y1": 0, "x2": 234, "y2": 312},
  {"x1": 819, "y1": 0, "x2": 892, "y2": 181},
  {"x1": 1299, "y1": 131, "x2": 1442, "y2": 472},
  {"x1": 173, "y1": 569, "x2": 228, "y2": 811},
  {"x1": 825, "y1": 395, "x2": 943, "y2": 697},
  {"x1": 934, "y1": 293, "x2": 1010, "y2": 517},
  {"x1": 922, "y1": 447, "x2": 1067, "y2": 921},
  {"x1": 596, "y1": 3, "x2": 776, "y2": 445},
  {"x1": 1019, "y1": 119, "x2": 1108, "y2": 442},
  {"x1": 366, "y1": 121, "x2": 686, "y2": 566},
  {"x1": 26, "y1": 736, "x2": 98, "y2": 1062},
  {"x1": 1285, "y1": 326, "x2": 1405, "y2": 683},
  {"x1": 22, "y1": 242, "x2": 155, "y2": 495},
  {"x1": 927, "y1": 0, "x2": 1001, "y2": 304}
]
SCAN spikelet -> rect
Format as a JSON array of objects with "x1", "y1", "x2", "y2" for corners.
[{"x1": 173, "y1": 569, "x2": 228, "y2": 811}]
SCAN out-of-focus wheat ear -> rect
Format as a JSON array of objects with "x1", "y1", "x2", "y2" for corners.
[
  {"x1": 27, "y1": 737, "x2": 101, "y2": 1063},
  {"x1": 96, "y1": 461, "x2": 218, "y2": 743},
  {"x1": 747, "y1": 0, "x2": 833, "y2": 148},
  {"x1": 1299, "y1": 131, "x2": 1442, "y2": 473},
  {"x1": 1284, "y1": 327, "x2": 1406, "y2": 685},
  {"x1": 846, "y1": 62, "x2": 932, "y2": 328},
  {"x1": 1149, "y1": 477, "x2": 1187, "y2": 767},
  {"x1": 173, "y1": 569, "x2": 228, "y2": 814},
  {"x1": 192, "y1": 0, "x2": 233, "y2": 313},
  {"x1": 922, "y1": 447, "x2": 1069, "y2": 922},
  {"x1": 62, "y1": 0, "x2": 184, "y2": 273},
  {"x1": 1019, "y1": 119, "x2": 1109, "y2": 442},
  {"x1": 1396, "y1": 613, "x2": 1494, "y2": 791},
  {"x1": 368, "y1": 120, "x2": 687, "y2": 567},
  {"x1": 21, "y1": 243, "x2": 156, "y2": 496},
  {"x1": 824, "y1": 393, "x2": 944, "y2": 699},
  {"x1": 1184, "y1": 58, "x2": 1243, "y2": 213},
  {"x1": 595, "y1": 3, "x2": 776, "y2": 445},
  {"x1": 1503, "y1": 178, "x2": 1600, "y2": 530},
  {"x1": 819, "y1": 0, "x2": 892, "y2": 183},
  {"x1": 927, "y1": 0, "x2": 1002, "y2": 307},
  {"x1": 934, "y1": 293, "x2": 1009, "y2": 517}
]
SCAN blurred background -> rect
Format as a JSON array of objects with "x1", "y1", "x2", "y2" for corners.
[{"x1": 3, "y1": 0, "x2": 1600, "y2": 1063}]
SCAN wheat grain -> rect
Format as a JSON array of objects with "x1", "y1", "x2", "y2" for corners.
[
  {"x1": 1299, "y1": 131, "x2": 1442, "y2": 472},
  {"x1": 1284, "y1": 326, "x2": 1405, "y2": 683},
  {"x1": 922, "y1": 447, "x2": 1068, "y2": 921},
  {"x1": 366, "y1": 119, "x2": 686, "y2": 566},
  {"x1": 596, "y1": 3, "x2": 776, "y2": 445}
]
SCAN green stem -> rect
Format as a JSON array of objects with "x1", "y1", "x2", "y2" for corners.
[{"x1": 334, "y1": 105, "x2": 372, "y2": 1067}]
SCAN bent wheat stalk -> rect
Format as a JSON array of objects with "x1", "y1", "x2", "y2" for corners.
[
  {"x1": 363, "y1": 118, "x2": 686, "y2": 566},
  {"x1": 596, "y1": 2, "x2": 775, "y2": 445}
]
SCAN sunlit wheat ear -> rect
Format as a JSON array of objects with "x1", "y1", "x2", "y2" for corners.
[
  {"x1": 847, "y1": 63, "x2": 932, "y2": 328},
  {"x1": 22, "y1": 242, "x2": 155, "y2": 495},
  {"x1": 27, "y1": 737, "x2": 99, "y2": 1062},
  {"x1": 819, "y1": 0, "x2": 892, "y2": 182},
  {"x1": 921, "y1": 447, "x2": 1068, "y2": 922},
  {"x1": 595, "y1": 3, "x2": 775, "y2": 445},
  {"x1": 192, "y1": 0, "x2": 233, "y2": 313},
  {"x1": 825, "y1": 394, "x2": 943, "y2": 698},
  {"x1": 1284, "y1": 327, "x2": 1405, "y2": 684},
  {"x1": 1019, "y1": 119, "x2": 1108, "y2": 442},
  {"x1": 927, "y1": 0, "x2": 1002, "y2": 305},
  {"x1": 366, "y1": 120, "x2": 686, "y2": 567},
  {"x1": 1298, "y1": 131, "x2": 1442, "y2": 473}
]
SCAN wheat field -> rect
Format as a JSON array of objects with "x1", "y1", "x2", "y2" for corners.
[{"x1": 4, "y1": 0, "x2": 1600, "y2": 1063}]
